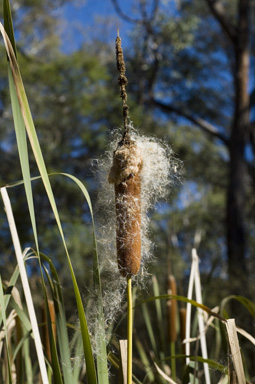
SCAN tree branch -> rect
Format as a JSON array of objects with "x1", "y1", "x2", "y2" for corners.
[
  {"x1": 111, "y1": 0, "x2": 140, "y2": 24},
  {"x1": 205, "y1": 0, "x2": 237, "y2": 44},
  {"x1": 153, "y1": 99, "x2": 229, "y2": 146}
]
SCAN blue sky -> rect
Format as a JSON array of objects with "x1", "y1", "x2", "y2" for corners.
[{"x1": 59, "y1": 0, "x2": 133, "y2": 52}]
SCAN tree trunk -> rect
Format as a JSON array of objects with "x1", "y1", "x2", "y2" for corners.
[{"x1": 227, "y1": 0, "x2": 250, "y2": 293}]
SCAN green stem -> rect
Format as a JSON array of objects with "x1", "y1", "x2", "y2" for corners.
[
  {"x1": 170, "y1": 341, "x2": 176, "y2": 381},
  {"x1": 127, "y1": 277, "x2": 133, "y2": 384}
]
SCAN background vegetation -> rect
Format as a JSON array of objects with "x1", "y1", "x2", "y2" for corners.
[{"x1": 0, "y1": 0, "x2": 255, "y2": 382}]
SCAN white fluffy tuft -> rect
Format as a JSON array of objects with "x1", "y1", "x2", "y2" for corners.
[{"x1": 88, "y1": 126, "x2": 180, "y2": 354}]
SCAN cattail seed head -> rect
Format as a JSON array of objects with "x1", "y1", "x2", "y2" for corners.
[
  {"x1": 90, "y1": 128, "x2": 181, "y2": 348},
  {"x1": 109, "y1": 139, "x2": 143, "y2": 277}
]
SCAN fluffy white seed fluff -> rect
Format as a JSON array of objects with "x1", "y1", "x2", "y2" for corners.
[{"x1": 88, "y1": 126, "x2": 180, "y2": 354}]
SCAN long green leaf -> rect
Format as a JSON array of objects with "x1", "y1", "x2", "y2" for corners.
[
  {"x1": 135, "y1": 336, "x2": 155, "y2": 382},
  {"x1": 0, "y1": 276, "x2": 13, "y2": 384},
  {"x1": 0, "y1": 24, "x2": 97, "y2": 383},
  {"x1": 152, "y1": 275, "x2": 166, "y2": 358},
  {"x1": 140, "y1": 294, "x2": 226, "y2": 323},
  {"x1": 12, "y1": 330, "x2": 31, "y2": 363},
  {"x1": 3, "y1": 0, "x2": 16, "y2": 56},
  {"x1": 7, "y1": 67, "x2": 39, "y2": 252},
  {"x1": 23, "y1": 337, "x2": 33, "y2": 384},
  {"x1": 142, "y1": 302, "x2": 158, "y2": 353},
  {"x1": 9, "y1": 296, "x2": 31, "y2": 332},
  {"x1": 221, "y1": 295, "x2": 255, "y2": 319},
  {"x1": 0, "y1": 258, "x2": 23, "y2": 327}
]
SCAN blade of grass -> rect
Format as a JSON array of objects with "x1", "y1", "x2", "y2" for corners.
[
  {"x1": 9, "y1": 296, "x2": 31, "y2": 332},
  {"x1": 69, "y1": 327, "x2": 84, "y2": 381},
  {"x1": 152, "y1": 275, "x2": 166, "y2": 359},
  {"x1": 140, "y1": 295, "x2": 225, "y2": 322},
  {"x1": 236, "y1": 326, "x2": 255, "y2": 346},
  {"x1": 142, "y1": 302, "x2": 158, "y2": 353},
  {"x1": 192, "y1": 249, "x2": 210, "y2": 384},
  {"x1": 3, "y1": 0, "x2": 16, "y2": 56},
  {"x1": 221, "y1": 295, "x2": 255, "y2": 319},
  {"x1": 225, "y1": 319, "x2": 246, "y2": 384},
  {"x1": 163, "y1": 354, "x2": 226, "y2": 373},
  {"x1": 12, "y1": 330, "x2": 31, "y2": 362},
  {"x1": 154, "y1": 362, "x2": 177, "y2": 384},
  {"x1": 186, "y1": 250, "x2": 197, "y2": 367},
  {"x1": 1, "y1": 187, "x2": 49, "y2": 384},
  {"x1": 23, "y1": 336, "x2": 33, "y2": 384},
  {"x1": 119, "y1": 340, "x2": 128, "y2": 384},
  {"x1": 7, "y1": 55, "x2": 38, "y2": 252},
  {"x1": 0, "y1": 249, "x2": 32, "y2": 328},
  {"x1": 135, "y1": 336, "x2": 155, "y2": 382},
  {"x1": 0, "y1": 276, "x2": 13, "y2": 384}
]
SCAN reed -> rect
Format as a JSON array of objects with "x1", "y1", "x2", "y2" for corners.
[
  {"x1": 108, "y1": 32, "x2": 145, "y2": 384},
  {"x1": 167, "y1": 274, "x2": 177, "y2": 380},
  {"x1": 41, "y1": 299, "x2": 56, "y2": 363},
  {"x1": 168, "y1": 274, "x2": 177, "y2": 343},
  {"x1": 108, "y1": 33, "x2": 143, "y2": 278}
]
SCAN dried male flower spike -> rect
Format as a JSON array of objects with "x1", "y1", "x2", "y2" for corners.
[{"x1": 108, "y1": 136, "x2": 143, "y2": 277}]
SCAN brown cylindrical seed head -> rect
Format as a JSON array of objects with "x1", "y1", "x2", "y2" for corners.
[
  {"x1": 167, "y1": 274, "x2": 177, "y2": 342},
  {"x1": 109, "y1": 140, "x2": 142, "y2": 277}
]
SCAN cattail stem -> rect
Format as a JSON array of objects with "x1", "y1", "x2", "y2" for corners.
[{"x1": 127, "y1": 277, "x2": 133, "y2": 384}]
